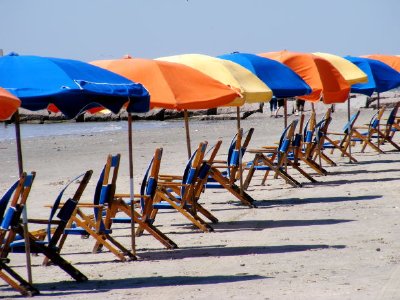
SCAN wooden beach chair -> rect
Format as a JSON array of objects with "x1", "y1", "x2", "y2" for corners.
[
  {"x1": 205, "y1": 129, "x2": 256, "y2": 207},
  {"x1": 350, "y1": 106, "x2": 386, "y2": 154},
  {"x1": 300, "y1": 108, "x2": 334, "y2": 173},
  {"x1": 243, "y1": 120, "x2": 303, "y2": 189},
  {"x1": 148, "y1": 141, "x2": 220, "y2": 233},
  {"x1": 370, "y1": 103, "x2": 400, "y2": 151},
  {"x1": 107, "y1": 148, "x2": 178, "y2": 249},
  {"x1": 0, "y1": 172, "x2": 88, "y2": 286},
  {"x1": 0, "y1": 173, "x2": 39, "y2": 297},
  {"x1": 6, "y1": 171, "x2": 93, "y2": 267},
  {"x1": 323, "y1": 110, "x2": 360, "y2": 163},
  {"x1": 58, "y1": 154, "x2": 136, "y2": 262}
]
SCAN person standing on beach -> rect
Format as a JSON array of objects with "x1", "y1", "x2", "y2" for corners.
[
  {"x1": 274, "y1": 98, "x2": 285, "y2": 118},
  {"x1": 295, "y1": 98, "x2": 305, "y2": 115},
  {"x1": 269, "y1": 96, "x2": 277, "y2": 117}
]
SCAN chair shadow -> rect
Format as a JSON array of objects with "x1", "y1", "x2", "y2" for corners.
[
  {"x1": 254, "y1": 194, "x2": 382, "y2": 207},
  {"x1": 139, "y1": 244, "x2": 346, "y2": 261},
  {"x1": 212, "y1": 218, "x2": 354, "y2": 232},
  {"x1": 28, "y1": 274, "x2": 267, "y2": 297},
  {"x1": 322, "y1": 177, "x2": 399, "y2": 185},
  {"x1": 329, "y1": 168, "x2": 400, "y2": 176}
]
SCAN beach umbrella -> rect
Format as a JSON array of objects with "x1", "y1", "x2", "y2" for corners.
[
  {"x1": 156, "y1": 53, "x2": 273, "y2": 130},
  {"x1": 259, "y1": 50, "x2": 351, "y2": 105},
  {"x1": 362, "y1": 54, "x2": 400, "y2": 72},
  {"x1": 219, "y1": 52, "x2": 311, "y2": 128},
  {"x1": 91, "y1": 56, "x2": 239, "y2": 158},
  {"x1": 0, "y1": 53, "x2": 150, "y2": 281},
  {"x1": 311, "y1": 53, "x2": 368, "y2": 164},
  {"x1": 344, "y1": 56, "x2": 400, "y2": 100},
  {"x1": 0, "y1": 87, "x2": 21, "y2": 120}
]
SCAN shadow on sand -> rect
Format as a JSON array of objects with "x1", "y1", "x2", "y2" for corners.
[
  {"x1": 139, "y1": 244, "x2": 346, "y2": 261},
  {"x1": 25, "y1": 274, "x2": 266, "y2": 297},
  {"x1": 254, "y1": 194, "x2": 382, "y2": 207}
]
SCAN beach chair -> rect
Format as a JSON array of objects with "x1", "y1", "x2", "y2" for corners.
[
  {"x1": 58, "y1": 154, "x2": 136, "y2": 261},
  {"x1": 369, "y1": 103, "x2": 400, "y2": 151},
  {"x1": 323, "y1": 110, "x2": 360, "y2": 163},
  {"x1": 243, "y1": 120, "x2": 303, "y2": 189},
  {"x1": 284, "y1": 114, "x2": 319, "y2": 181},
  {"x1": 107, "y1": 148, "x2": 178, "y2": 249},
  {"x1": 0, "y1": 172, "x2": 88, "y2": 286},
  {"x1": 350, "y1": 106, "x2": 386, "y2": 154},
  {"x1": 300, "y1": 109, "x2": 333, "y2": 173},
  {"x1": 148, "y1": 141, "x2": 218, "y2": 232},
  {"x1": 205, "y1": 129, "x2": 256, "y2": 207},
  {"x1": 0, "y1": 173, "x2": 39, "y2": 296}
]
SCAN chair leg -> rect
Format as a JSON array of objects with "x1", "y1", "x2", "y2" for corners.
[{"x1": 0, "y1": 262, "x2": 40, "y2": 296}]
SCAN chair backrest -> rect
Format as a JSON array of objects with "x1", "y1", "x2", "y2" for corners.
[
  {"x1": 343, "y1": 110, "x2": 361, "y2": 134},
  {"x1": 180, "y1": 142, "x2": 208, "y2": 199},
  {"x1": 367, "y1": 106, "x2": 386, "y2": 131},
  {"x1": 195, "y1": 140, "x2": 223, "y2": 198},
  {"x1": 46, "y1": 170, "x2": 93, "y2": 244},
  {"x1": 227, "y1": 128, "x2": 254, "y2": 179},
  {"x1": 384, "y1": 103, "x2": 399, "y2": 136},
  {"x1": 387, "y1": 103, "x2": 399, "y2": 126},
  {"x1": 0, "y1": 172, "x2": 35, "y2": 256},
  {"x1": 278, "y1": 120, "x2": 298, "y2": 154},
  {"x1": 139, "y1": 148, "x2": 163, "y2": 213},
  {"x1": 93, "y1": 154, "x2": 120, "y2": 231}
]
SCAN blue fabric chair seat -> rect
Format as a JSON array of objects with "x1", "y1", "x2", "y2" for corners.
[
  {"x1": 64, "y1": 227, "x2": 112, "y2": 235},
  {"x1": 10, "y1": 240, "x2": 49, "y2": 253}
]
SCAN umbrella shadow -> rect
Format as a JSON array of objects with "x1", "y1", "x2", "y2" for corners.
[
  {"x1": 212, "y1": 218, "x2": 354, "y2": 232},
  {"x1": 139, "y1": 244, "x2": 346, "y2": 261},
  {"x1": 27, "y1": 274, "x2": 266, "y2": 297},
  {"x1": 254, "y1": 194, "x2": 382, "y2": 207}
]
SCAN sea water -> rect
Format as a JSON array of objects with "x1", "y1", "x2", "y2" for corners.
[{"x1": 0, "y1": 120, "x2": 182, "y2": 141}]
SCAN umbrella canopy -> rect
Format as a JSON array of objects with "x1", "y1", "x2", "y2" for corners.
[
  {"x1": 313, "y1": 52, "x2": 368, "y2": 86},
  {"x1": 0, "y1": 87, "x2": 21, "y2": 120},
  {"x1": 260, "y1": 50, "x2": 350, "y2": 104},
  {"x1": 156, "y1": 53, "x2": 273, "y2": 105},
  {"x1": 344, "y1": 56, "x2": 400, "y2": 96},
  {"x1": 218, "y1": 52, "x2": 311, "y2": 98},
  {"x1": 91, "y1": 56, "x2": 239, "y2": 110},
  {"x1": 362, "y1": 54, "x2": 400, "y2": 72},
  {"x1": 0, "y1": 53, "x2": 150, "y2": 117}
]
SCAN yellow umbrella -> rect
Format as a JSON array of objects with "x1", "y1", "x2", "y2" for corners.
[
  {"x1": 313, "y1": 52, "x2": 368, "y2": 86},
  {"x1": 156, "y1": 53, "x2": 273, "y2": 108}
]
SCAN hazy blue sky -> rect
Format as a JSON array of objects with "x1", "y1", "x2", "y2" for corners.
[{"x1": 1, "y1": 0, "x2": 398, "y2": 62}]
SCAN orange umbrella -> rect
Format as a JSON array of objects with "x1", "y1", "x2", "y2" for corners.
[
  {"x1": 362, "y1": 54, "x2": 400, "y2": 72},
  {"x1": 91, "y1": 56, "x2": 239, "y2": 157},
  {"x1": 259, "y1": 50, "x2": 350, "y2": 104},
  {"x1": 0, "y1": 87, "x2": 21, "y2": 120}
]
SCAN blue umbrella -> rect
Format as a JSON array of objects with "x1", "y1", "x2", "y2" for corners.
[
  {"x1": 218, "y1": 52, "x2": 311, "y2": 98},
  {"x1": 0, "y1": 53, "x2": 150, "y2": 277},
  {"x1": 0, "y1": 53, "x2": 150, "y2": 118},
  {"x1": 344, "y1": 56, "x2": 400, "y2": 97}
]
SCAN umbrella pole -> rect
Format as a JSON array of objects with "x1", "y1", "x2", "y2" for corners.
[
  {"x1": 128, "y1": 113, "x2": 136, "y2": 256},
  {"x1": 347, "y1": 96, "x2": 353, "y2": 164},
  {"x1": 14, "y1": 111, "x2": 33, "y2": 285},
  {"x1": 377, "y1": 92, "x2": 380, "y2": 110},
  {"x1": 184, "y1": 110, "x2": 192, "y2": 159},
  {"x1": 236, "y1": 107, "x2": 244, "y2": 197},
  {"x1": 284, "y1": 99, "x2": 288, "y2": 129}
]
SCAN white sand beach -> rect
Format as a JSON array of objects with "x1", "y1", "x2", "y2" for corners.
[{"x1": 1, "y1": 97, "x2": 400, "y2": 299}]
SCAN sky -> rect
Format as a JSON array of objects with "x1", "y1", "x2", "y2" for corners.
[{"x1": 0, "y1": 0, "x2": 399, "y2": 62}]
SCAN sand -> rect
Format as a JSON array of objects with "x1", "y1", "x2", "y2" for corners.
[{"x1": 1, "y1": 99, "x2": 400, "y2": 299}]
